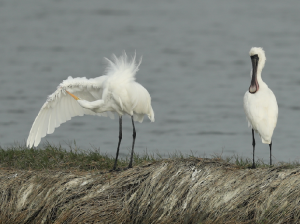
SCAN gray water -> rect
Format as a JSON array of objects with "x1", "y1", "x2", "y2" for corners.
[{"x1": 1, "y1": 0, "x2": 300, "y2": 162}]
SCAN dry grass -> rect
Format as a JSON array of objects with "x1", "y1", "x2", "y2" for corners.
[{"x1": 0, "y1": 156, "x2": 300, "y2": 223}]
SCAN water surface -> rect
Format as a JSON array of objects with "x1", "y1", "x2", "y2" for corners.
[{"x1": 1, "y1": 0, "x2": 300, "y2": 162}]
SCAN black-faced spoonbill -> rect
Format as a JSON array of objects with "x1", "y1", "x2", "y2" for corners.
[
  {"x1": 243, "y1": 47, "x2": 278, "y2": 168},
  {"x1": 27, "y1": 52, "x2": 155, "y2": 170}
]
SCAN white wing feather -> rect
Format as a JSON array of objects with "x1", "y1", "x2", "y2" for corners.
[
  {"x1": 27, "y1": 52, "x2": 154, "y2": 147},
  {"x1": 27, "y1": 76, "x2": 108, "y2": 147},
  {"x1": 129, "y1": 82, "x2": 155, "y2": 123}
]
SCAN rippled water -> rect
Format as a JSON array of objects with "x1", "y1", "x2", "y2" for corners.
[{"x1": 1, "y1": 0, "x2": 300, "y2": 162}]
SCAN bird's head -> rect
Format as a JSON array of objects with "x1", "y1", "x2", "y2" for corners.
[{"x1": 249, "y1": 47, "x2": 266, "y2": 72}]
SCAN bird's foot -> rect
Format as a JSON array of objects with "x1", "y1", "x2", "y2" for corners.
[{"x1": 109, "y1": 167, "x2": 121, "y2": 172}]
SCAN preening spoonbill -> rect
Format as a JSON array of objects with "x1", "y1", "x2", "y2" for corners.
[
  {"x1": 243, "y1": 47, "x2": 278, "y2": 168},
  {"x1": 27, "y1": 52, "x2": 155, "y2": 170}
]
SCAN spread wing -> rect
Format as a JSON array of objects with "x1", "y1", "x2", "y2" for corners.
[{"x1": 27, "y1": 75, "x2": 114, "y2": 147}]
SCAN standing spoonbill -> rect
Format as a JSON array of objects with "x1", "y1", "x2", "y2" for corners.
[
  {"x1": 243, "y1": 47, "x2": 278, "y2": 168},
  {"x1": 27, "y1": 52, "x2": 155, "y2": 170}
]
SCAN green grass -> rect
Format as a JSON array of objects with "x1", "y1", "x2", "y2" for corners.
[
  {"x1": 211, "y1": 151, "x2": 300, "y2": 169},
  {"x1": 0, "y1": 142, "x2": 159, "y2": 171},
  {"x1": 0, "y1": 143, "x2": 299, "y2": 171}
]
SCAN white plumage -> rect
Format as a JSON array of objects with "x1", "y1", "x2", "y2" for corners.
[
  {"x1": 243, "y1": 47, "x2": 278, "y2": 167},
  {"x1": 27, "y1": 52, "x2": 154, "y2": 169}
]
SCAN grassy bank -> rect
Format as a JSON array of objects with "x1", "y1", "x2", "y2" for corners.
[
  {"x1": 0, "y1": 143, "x2": 159, "y2": 171},
  {"x1": 0, "y1": 144, "x2": 300, "y2": 223},
  {"x1": 0, "y1": 143, "x2": 299, "y2": 171}
]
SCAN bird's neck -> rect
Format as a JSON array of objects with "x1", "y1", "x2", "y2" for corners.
[
  {"x1": 78, "y1": 99, "x2": 108, "y2": 112},
  {"x1": 256, "y1": 71, "x2": 268, "y2": 89}
]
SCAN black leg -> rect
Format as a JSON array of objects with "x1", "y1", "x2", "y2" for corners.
[
  {"x1": 269, "y1": 141, "x2": 272, "y2": 166},
  {"x1": 113, "y1": 116, "x2": 122, "y2": 170},
  {"x1": 252, "y1": 129, "x2": 256, "y2": 168},
  {"x1": 128, "y1": 116, "x2": 136, "y2": 168}
]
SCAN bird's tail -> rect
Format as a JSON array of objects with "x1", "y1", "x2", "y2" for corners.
[
  {"x1": 149, "y1": 107, "x2": 155, "y2": 122},
  {"x1": 104, "y1": 51, "x2": 142, "y2": 83}
]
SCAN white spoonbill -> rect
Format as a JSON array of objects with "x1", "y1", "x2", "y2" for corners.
[
  {"x1": 243, "y1": 47, "x2": 278, "y2": 168},
  {"x1": 27, "y1": 52, "x2": 155, "y2": 170}
]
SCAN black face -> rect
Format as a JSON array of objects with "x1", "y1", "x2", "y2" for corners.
[
  {"x1": 249, "y1": 54, "x2": 259, "y2": 94},
  {"x1": 250, "y1": 54, "x2": 259, "y2": 61}
]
